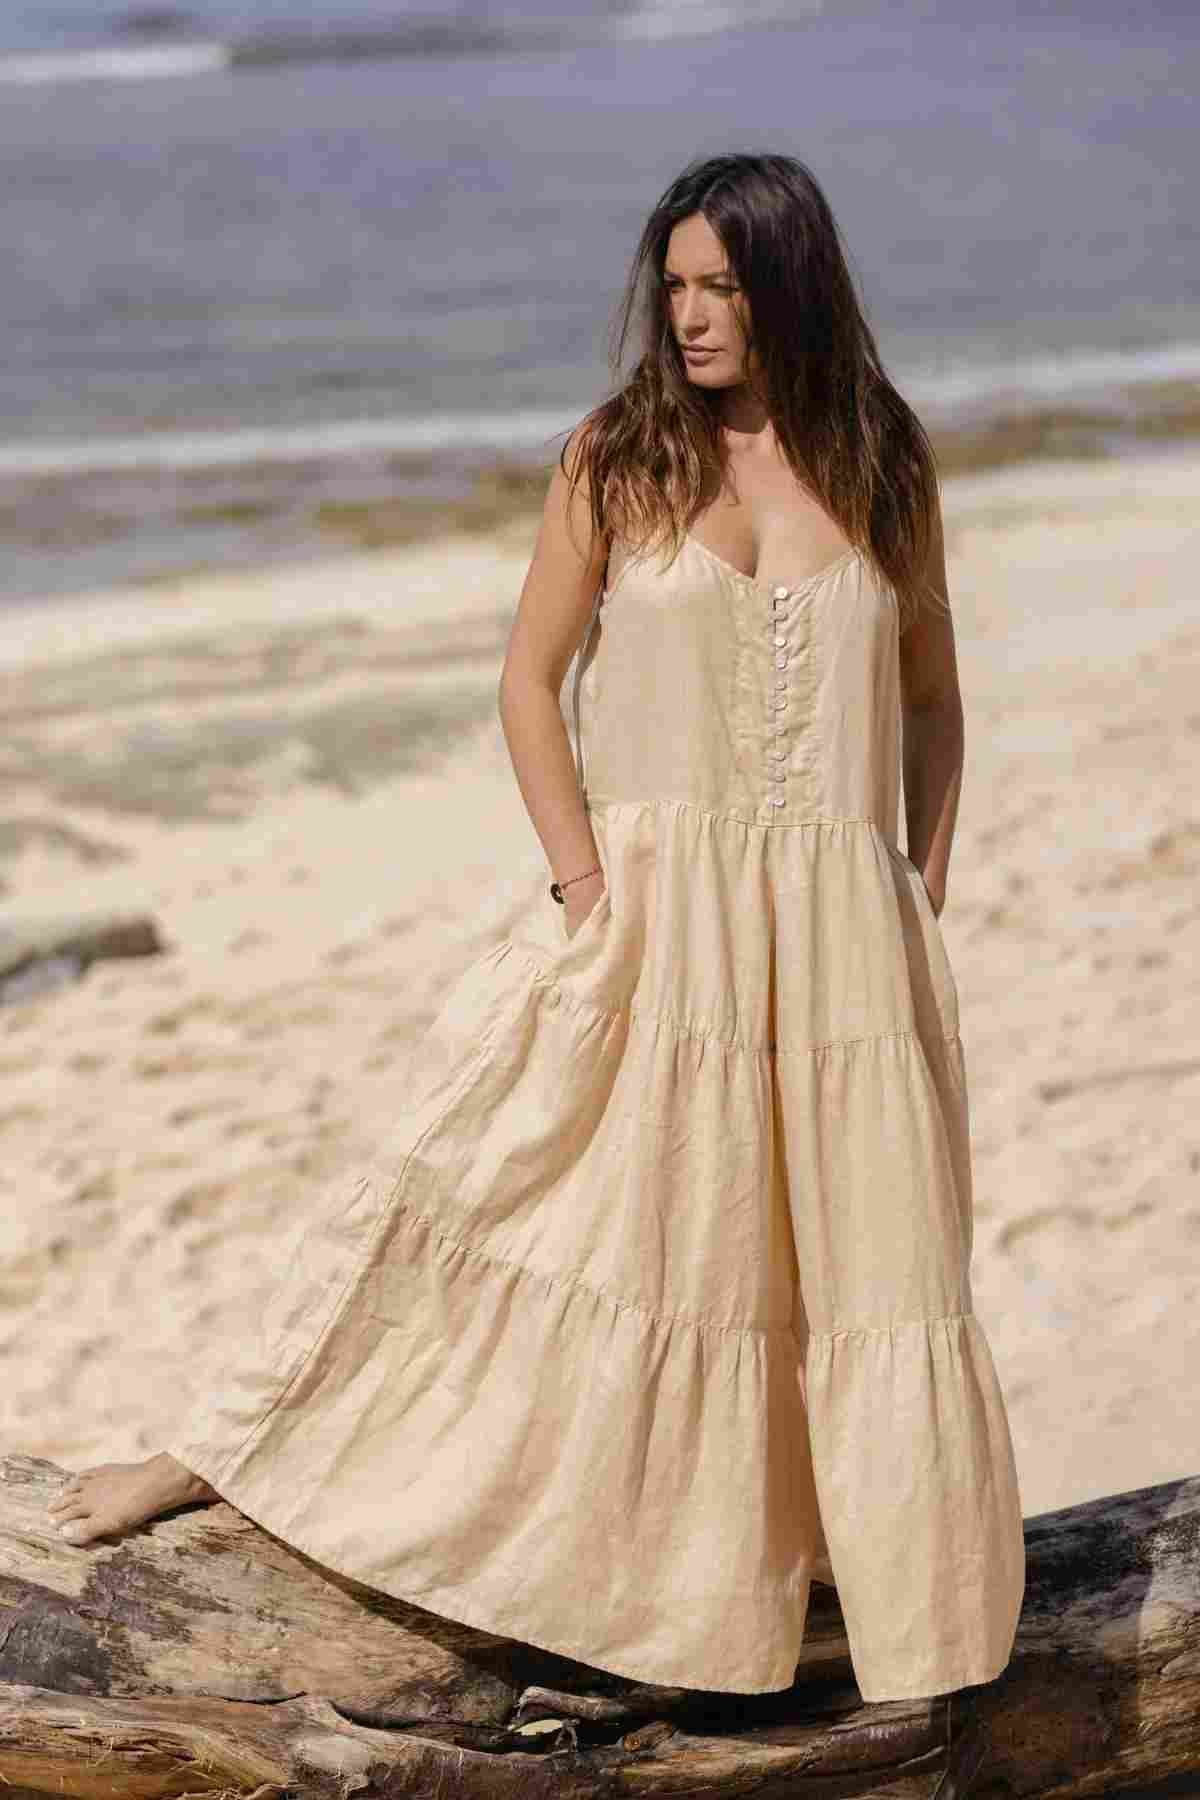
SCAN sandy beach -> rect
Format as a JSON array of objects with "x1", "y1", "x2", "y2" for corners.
[{"x1": 3, "y1": 441, "x2": 1198, "y2": 1528}]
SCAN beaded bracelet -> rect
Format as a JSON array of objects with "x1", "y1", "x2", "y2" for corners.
[{"x1": 549, "y1": 863, "x2": 602, "y2": 904}]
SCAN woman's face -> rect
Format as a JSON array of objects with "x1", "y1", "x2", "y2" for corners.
[{"x1": 663, "y1": 212, "x2": 758, "y2": 391}]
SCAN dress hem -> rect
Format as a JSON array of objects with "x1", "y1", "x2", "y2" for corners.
[
  {"x1": 159, "y1": 1432, "x2": 806, "y2": 1697},
  {"x1": 162, "y1": 1433, "x2": 1015, "y2": 1702}
]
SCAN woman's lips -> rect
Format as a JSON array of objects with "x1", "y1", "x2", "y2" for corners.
[{"x1": 683, "y1": 347, "x2": 719, "y2": 360}]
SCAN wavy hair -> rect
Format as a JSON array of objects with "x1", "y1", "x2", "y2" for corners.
[{"x1": 559, "y1": 152, "x2": 943, "y2": 633}]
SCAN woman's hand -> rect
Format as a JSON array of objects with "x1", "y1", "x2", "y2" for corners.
[{"x1": 564, "y1": 868, "x2": 607, "y2": 939}]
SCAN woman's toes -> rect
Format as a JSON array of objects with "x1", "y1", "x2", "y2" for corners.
[
  {"x1": 48, "y1": 1489, "x2": 84, "y2": 1516},
  {"x1": 58, "y1": 1517, "x2": 101, "y2": 1545}
]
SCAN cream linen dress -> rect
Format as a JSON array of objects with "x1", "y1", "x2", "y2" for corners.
[{"x1": 167, "y1": 529, "x2": 1026, "y2": 1703}]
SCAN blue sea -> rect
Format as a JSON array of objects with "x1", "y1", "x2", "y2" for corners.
[{"x1": 2, "y1": 0, "x2": 1198, "y2": 598}]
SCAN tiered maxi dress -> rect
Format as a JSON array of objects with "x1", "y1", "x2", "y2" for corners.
[{"x1": 167, "y1": 530, "x2": 1027, "y2": 1704}]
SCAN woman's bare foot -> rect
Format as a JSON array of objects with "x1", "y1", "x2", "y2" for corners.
[{"x1": 46, "y1": 1452, "x2": 219, "y2": 1545}]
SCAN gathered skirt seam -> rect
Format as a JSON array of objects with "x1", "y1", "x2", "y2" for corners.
[
  {"x1": 585, "y1": 791, "x2": 883, "y2": 834},
  {"x1": 809, "y1": 1310, "x2": 974, "y2": 1342},
  {"x1": 515, "y1": 946, "x2": 959, "y2": 1061},
  {"x1": 392, "y1": 1196, "x2": 799, "y2": 1342}
]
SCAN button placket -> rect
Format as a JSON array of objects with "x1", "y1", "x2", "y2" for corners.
[{"x1": 768, "y1": 585, "x2": 790, "y2": 807}]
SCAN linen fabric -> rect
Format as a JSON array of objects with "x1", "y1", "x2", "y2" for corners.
[{"x1": 167, "y1": 531, "x2": 1026, "y2": 1701}]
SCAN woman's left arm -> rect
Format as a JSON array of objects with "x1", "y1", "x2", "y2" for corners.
[{"x1": 897, "y1": 500, "x2": 964, "y2": 920}]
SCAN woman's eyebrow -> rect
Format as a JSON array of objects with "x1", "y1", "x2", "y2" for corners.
[{"x1": 662, "y1": 268, "x2": 733, "y2": 280}]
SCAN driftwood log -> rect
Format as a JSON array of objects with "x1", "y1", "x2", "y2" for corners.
[
  {"x1": 0, "y1": 911, "x2": 163, "y2": 1004},
  {"x1": 0, "y1": 1454, "x2": 1196, "y2": 1798}
]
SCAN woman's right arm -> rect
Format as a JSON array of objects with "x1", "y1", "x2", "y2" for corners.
[{"x1": 497, "y1": 428, "x2": 610, "y2": 937}]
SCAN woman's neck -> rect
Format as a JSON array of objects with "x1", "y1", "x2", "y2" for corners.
[{"x1": 714, "y1": 379, "x2": 771, "y2": 436}]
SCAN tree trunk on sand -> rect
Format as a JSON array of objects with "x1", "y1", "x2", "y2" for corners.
[{"x1": 0, "y1": 1455, "x2": 1196, "y2": 1798}]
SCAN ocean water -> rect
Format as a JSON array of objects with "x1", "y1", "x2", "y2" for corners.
[{"x1": 1, "y1": 0, "x2": 1198, "y2": 596}]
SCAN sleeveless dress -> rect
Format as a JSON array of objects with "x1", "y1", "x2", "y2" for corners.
[{"x1": 167, "y1": 530, "x2": 1026, "y2": 1703}]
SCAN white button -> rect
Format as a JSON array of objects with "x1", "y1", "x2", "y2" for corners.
[
  {"x1": 770, "y1": 747, "x2": 787, "y2": 761},
  {"x1": 769, "y1": 795, "x2": 786, "y2": 807},
  {"x1": 774, "y1": 697, "x2": 788, "y2": 711},
  {"x1": 773, "y1": 585, "x2": 790, "y2": 600},
  {"x1": 773, "y1": 633, "x2": 787, "y2": 646},
  {"x1": 776, "y1": 677, "x2": 788, "y2": 690},
  {"x1": 775, "y1": 654, "x2": 788, "y2": 669}
]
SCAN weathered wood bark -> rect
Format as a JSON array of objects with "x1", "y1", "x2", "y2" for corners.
[
  {"x1": 0, "y1": 911, "x2": 163, "y2": 1004},
  {"x1": 0, "y1": 1454, "x2": 1197, "y2": 1798}
]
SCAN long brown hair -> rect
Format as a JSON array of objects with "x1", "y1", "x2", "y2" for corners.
[{"x1": 559, "y1": 152, "x2": 943, "y2": 633}]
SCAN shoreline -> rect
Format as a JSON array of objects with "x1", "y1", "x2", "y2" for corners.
[{"x1": 4, "y1": 380, "x2": 1200, "y2": 609}]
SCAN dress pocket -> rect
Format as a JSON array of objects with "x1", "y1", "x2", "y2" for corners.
[
  {"x1": 888, "y1": 846, "x2": 960, "y2": 1039},
  {"x1": 896, "y1": 849, "x2": 937, "y2": 917},
  {"x1": 559, "y1": 882, "x2": 613, "y2": 948}
]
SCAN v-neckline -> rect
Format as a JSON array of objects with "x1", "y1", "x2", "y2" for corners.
[{"x1": 684, "y1": 528, "x2": 861, "y2": 598}]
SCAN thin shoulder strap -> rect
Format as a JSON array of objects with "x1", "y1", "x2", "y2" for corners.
[{"x1": 570, "y1": 571, "x2": 607, "y2": 801}]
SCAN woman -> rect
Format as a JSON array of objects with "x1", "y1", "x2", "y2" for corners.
[{"x1": 49, "y1": 152, "x2": 1025, "y2": 1709}]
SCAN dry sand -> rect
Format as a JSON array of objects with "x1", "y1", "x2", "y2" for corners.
[{"x1": 2, "y1": 443, "x2": 1198, "y2": 1527}]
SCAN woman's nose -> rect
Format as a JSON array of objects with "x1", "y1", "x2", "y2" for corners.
[{"x1": 676, "y1": 291, "x2": 708, "y2": 335}]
